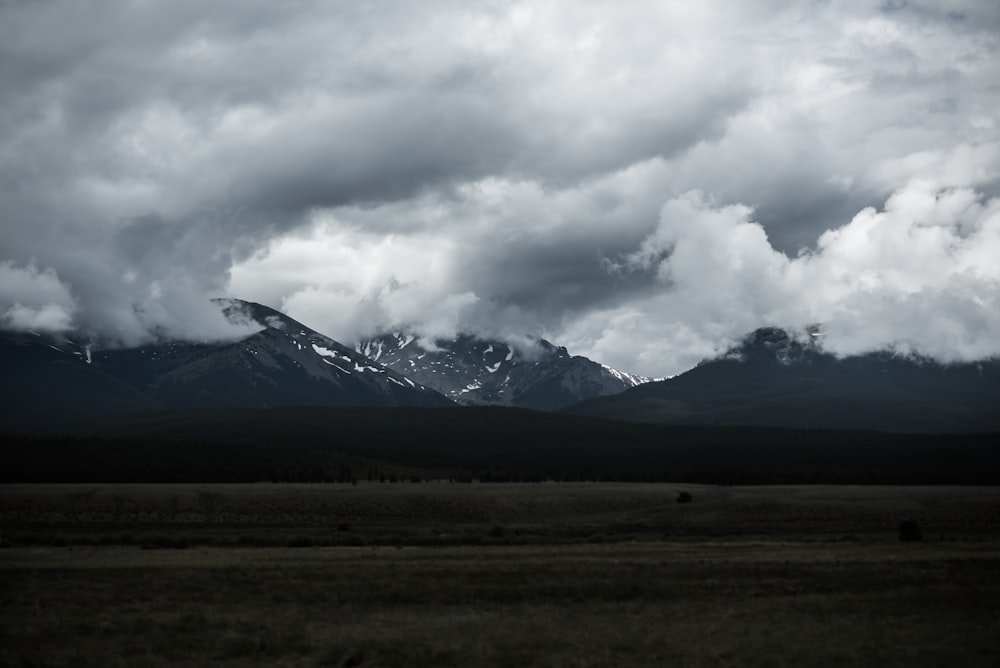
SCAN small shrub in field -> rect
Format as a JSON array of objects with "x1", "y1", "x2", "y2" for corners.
[
  {"x1": 676, "y1": 491, "x2": 693, "y2": 504},
  {"x1": 899, "y1": 520, "x2": 923, "y2": 542},
  {"x1": 488, "y1": 525, "x2": 506, "y2": 538}
]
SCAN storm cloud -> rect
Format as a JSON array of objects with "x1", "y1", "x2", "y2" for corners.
[{"x1": 2, "y1": 1, "x2": 998, "y2": 375}]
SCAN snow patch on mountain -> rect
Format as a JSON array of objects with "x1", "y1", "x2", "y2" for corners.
[
  {"x1": 321, "y1": 358, "x2": 352, "y2": 374},
  {"x1": 599, "y1": 363, "x2": 647, "y2": 387},
  {"x1": 312, "y1": 343, "x2": 351, "y2": 362}
]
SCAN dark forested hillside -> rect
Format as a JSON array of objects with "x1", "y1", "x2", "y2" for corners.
[
  {"x1": 567, "y1": 328, "x2": 1000, "y2": 433},
  {"x1": 4, "y1": 406, "x2": 998, "y2": 484}
]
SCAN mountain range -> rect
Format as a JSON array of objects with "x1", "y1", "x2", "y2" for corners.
[
  {"x1": 567, "y1": 327, "x2": 1000, "y2": 433},
  {"x1": 357, "y1": 332, "x2": 647, "y2": 411},
  {"x1": 2, "y1": 300, "x2": 999, "y2": 434},
  {"x1": 0, "y1": 300, "x2": 451, "y2": 428}
]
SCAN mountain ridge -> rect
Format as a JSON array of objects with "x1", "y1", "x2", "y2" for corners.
[
  {"x1": 566, "y1": 326, "x2": 1000, "y2": 433},
  {"x1": 357, "y1": 331, "x2": 647, "y2": 411},
  {"x1": 0, "y1": 299, "x2": 452, "y2": 427}
]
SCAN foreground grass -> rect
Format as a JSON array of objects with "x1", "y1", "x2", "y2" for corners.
[
  {"x1": 2, "y1": 541, "x2": 999, "y2": 667},
  {"x1": 2, "y1": 483, "x2": 999, "y2": 666}
]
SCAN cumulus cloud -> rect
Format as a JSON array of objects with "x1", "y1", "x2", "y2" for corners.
[
  {"x1": 1, "y1": 1, "x2": 999, "y2": 374},
  {"x1": 565, "y1": 180, "x2": 1000, "y2": 376},
  {"x1": 230, "y1": 221, "x2": 479, "y2": 343},
  {"x1": 228, "y1": 163, "x2": 672, "y2": 344},
  {"x1": 0, "y1": 261, "x2": 77, "y2": 333}
]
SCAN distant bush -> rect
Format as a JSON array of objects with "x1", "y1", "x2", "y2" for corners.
[
  {"x1": 336, "y1": 522, "x2": 351, "y2": 532},
  {"x1": 676, "y1": 491, "x2": 693, "y2": 504},
  {"x1": 488, "y1": 525, "x2": 506, "y2": 538},
  {"x1": 898, "y1": 520, "x2": 923, "y2": 542}
]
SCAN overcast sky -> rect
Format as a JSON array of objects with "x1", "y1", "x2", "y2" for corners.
[{"x1": 2, "y1": 1, "x2": 999, "y2": 377}]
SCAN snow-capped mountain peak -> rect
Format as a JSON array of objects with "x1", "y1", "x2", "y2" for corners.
[{"x1": 356, "y1": 331, "x2": 649, "y2": 411}]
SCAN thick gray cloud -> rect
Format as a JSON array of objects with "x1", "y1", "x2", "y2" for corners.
[{"x1": 1, "y1": 1, "x2": 998, "y2": 374}]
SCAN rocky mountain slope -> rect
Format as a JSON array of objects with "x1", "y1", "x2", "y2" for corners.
[
  {"x1": 357, "y1": 332, "x2": 647, "y2": 411},
  {"x1": 0, "y1": 330, "x2": 165, "y2": 425}
]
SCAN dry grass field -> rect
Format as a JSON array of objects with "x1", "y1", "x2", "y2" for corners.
[{"x1": 2, "y1": 483, "x2": 999, "y2": 666}]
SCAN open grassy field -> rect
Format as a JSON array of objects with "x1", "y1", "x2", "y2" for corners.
[
  {"x1": 2, "y1": 483, "x2": 999, "y2": 666},
  {"x1": 3, "y1": 482, "x2": 1000, "y2": 545}
]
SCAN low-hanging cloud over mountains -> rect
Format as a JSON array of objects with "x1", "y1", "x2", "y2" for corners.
[{"x1": 2, "y1": 1, "x2": 999, "y2": 376}]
